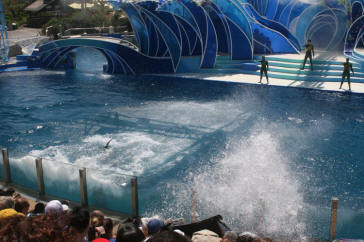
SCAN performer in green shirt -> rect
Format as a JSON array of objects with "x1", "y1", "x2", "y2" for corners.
[
  {"x1": 340, "y1": 58, "x2": 354, "y2": 91},
  {"x1": 301, "y1": 40, "x2": 314, "y2": 70},
  {"x1": 258, "y1": 56, "x2": 269, "y2": 84}
]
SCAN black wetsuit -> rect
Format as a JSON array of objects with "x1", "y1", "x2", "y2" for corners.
[
  {"x1": 340, "y1": 62, "x2": 354, "y2": 90},
  {"x1": 302, "y1": 44, "x2": 314, "y2": 70},
  {"x1": 259, "y1": 59, "x2": 269, "y2": 83}
]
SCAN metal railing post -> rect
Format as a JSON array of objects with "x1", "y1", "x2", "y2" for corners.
[
  {"x1": 329, "y1": 197, "x2": 339, "y2": 241},
  {"x1": 191, "y1": 188, "x2": 197, "y2": 222},
  {"x1": 131, "y1": 177, "x2": 139, "y2": 217},
  {"x1": 258, "y1": 199, "x2": 265, "y2": 236},
  {"x1": 1, "y1": 148, "x2": 11, "y2": 184},
  {"x1": 35, "y1": 158, "x2": 45, "y2": 196},
  {"x1": 79, "y1": 168, "x2": 88, "y2": 207}
]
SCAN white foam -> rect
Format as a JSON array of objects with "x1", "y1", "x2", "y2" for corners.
[{"x1": 191, "y1": 130, "x2": 305, "y2": 236}]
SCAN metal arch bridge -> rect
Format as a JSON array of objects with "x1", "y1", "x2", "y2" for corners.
[{"x1": 38, "y1": 37, "x2": 176, "y2": 74}]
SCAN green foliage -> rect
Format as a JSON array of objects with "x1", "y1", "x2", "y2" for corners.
[
  {"x1": 2, "y1": 0, "x2": 30, "y2": 27},
  {"x1": 42, "y1": 3, "x2": 130, "y2": 34}
]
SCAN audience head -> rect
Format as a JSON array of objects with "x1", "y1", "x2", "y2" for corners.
[
  {"x1": 191, "y1": 229, "x2": 221, "y2": 242},
  {"x1": 69, "y1": 206, "x2": 90, "y2": 234},
  {"x1": 148, "y1": 230, "x2": 191, "y2": 242},
  {"x1": 103, "y1": 218, "x2": 114, "y2": 239},
  {"x1": 147, "y1": 218, "x2": 164, "y2": 235},
  {"x1": 45, "y1": 200, "x2": 63, "y2": 215},
  {"x1": 223, "y1": 231, "x2": 238, "y2": 242},
  {"x1": 91, "y1": 209, "x2": 105, "y2": 227},
  {"x1": 116, "y1": 222, "x2": 145, "y2": 242},
  {"x1": 61, "y1": 200, "x2": 70, "y2": 212},
  {"x1": 237, "y1": 233, "x2": 259, "y2": 242},
  {"x1": 33, "y1": 202, "x2": 45, "y2": 214},
  {"x1": 0, "y1": 196, "x2": 14, "y2": 210},
  {"x1": 0, "y1": 187, "x2": 15, "y2": 196},
  {"x1": 14, "y1": 197, "x2": 30, "y2": 215}
]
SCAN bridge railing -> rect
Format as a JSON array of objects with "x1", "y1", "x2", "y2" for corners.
[
  {"x1": 63, "y1": 26, "x2": 128, "y2": 37},
  {"x1": 0, "y1": 148, "x2": 138, "y2": 216}
]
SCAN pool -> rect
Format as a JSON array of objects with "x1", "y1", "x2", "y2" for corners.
[{"x1": 0, "y1": 70, "x2": 363, "y2": 239}]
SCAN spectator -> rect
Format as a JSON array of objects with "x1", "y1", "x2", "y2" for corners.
[
  {"x1": 64, "y1": 206, "x2": 90, "y2": 241},
  {"x1": 223, "y1": 231, "x2": 238, "y2": 242},
  {"x1": 191, "y1": 229, "x2": 221, "y2": 242},
  {"x1": 89, "y1": 225, "x2": 106, "y2": 241},
  {"x1": 14, "y1": 197, "x2": 30, "y2": 215},
  {"x1": 147, "y1": 219, "x2": 164, "y2": 236},
  {"x1": 0, "y1": 187, "x2": 15, "y2": 196},
  {"x1": 104, "y1": 218, "x2": 115, "y2": 241},
  {"x1": 89, "y1": 210, "x2": 106, "y2": 241},
  {"x1": 28, "y1": 202, "x2": 45, "y2": 217},
  {"x1": 0, "y1": 214, "x2": 27, "y2": 240},
  {"x1": 61, "y1": 200, "x2": 70, "y2": 212},
  {"x1": 238, "y1": 232, "x2": 259, "y2": 242},
  {"x1": 45, "y1": 200, "x2": 64, "y2": 215},
  {"x1": 116, "y1": 222, "x2": 145, "y2": 242},
  {"x1": 0, "y1": 196, "x2": 14, "y2": 210},
  {"x1": 0, "y1": 208, "x2": 24, "y2": 220},
  {"x1": 148, "y1": 230, "x2": 192, "y2": 242},
  {"x1": 91, "y1": 210, "x2": 105, "y2": 227}
]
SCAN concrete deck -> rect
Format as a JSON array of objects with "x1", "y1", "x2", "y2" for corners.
[
  {"x1": 151, "y1": 51, "x2": 364, "y2": 94},
  {"x1": 166, "y1": 72, "x2": 364, "y2": 94}
]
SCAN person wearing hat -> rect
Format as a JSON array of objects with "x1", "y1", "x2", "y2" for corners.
[
  {"x1": 144, "y1": 219, "x2": 164, "y2": 241},
  {"x1": 191, "y1": 229, "x2": 221, "y2": 242},
  {"x1": 45, "y1": 200, "x2": 63, "y2": 215},
  {"x1": 222, "y1": 231, "x2": 238, "y2": 242}
]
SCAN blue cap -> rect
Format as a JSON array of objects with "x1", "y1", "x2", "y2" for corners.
[{"x1": 147, "y1": 219, "x2": 164, "y2": 234}]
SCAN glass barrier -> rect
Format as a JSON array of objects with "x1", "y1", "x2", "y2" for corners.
[
  {"x1": 42, "y1": 159, "x2": 81, "y2": 203},
  {"x1": 336, "y1": 196, "x2": 364, "y2": 239},
  {"x1": 8, "y1": 155, "x2": 37, "y2": 190},
  {"x1": 86, "y1": 168, "x2": 133, "y2": 215},
  {"x1": 0, "y1": 149, "x2": 4, "y2": 180}
]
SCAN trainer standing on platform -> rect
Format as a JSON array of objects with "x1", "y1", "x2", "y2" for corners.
[
  {"x1": 301, "y1": 39, "x2": 315, "y2": 70},
  {"x1": 258, "y1": 56, "x2": 269, "y2": 84},
  {"x1": 340, "y1": 58, "x2": 354, "y2": 91}
]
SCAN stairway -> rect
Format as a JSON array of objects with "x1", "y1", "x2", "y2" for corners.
[{"x1": 207, "y1": 55, "x2": 364, "y2": 83}]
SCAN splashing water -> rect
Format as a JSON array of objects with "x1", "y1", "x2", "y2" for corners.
[{"x1": 194, "y1": 130, "x2": 305, "y2": 236}]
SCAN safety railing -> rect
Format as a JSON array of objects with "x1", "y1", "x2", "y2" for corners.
[
  {"x1": 1, "y1": 148, "x2": 138, "y2": 216},
  {"x1": 63, "y1": 26, "x2": 128, "y2": 36},
  {"x1": 2, "y1": 147, "x2": 364, "y2": 240}
]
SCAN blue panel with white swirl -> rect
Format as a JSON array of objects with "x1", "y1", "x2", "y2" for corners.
[{"x1": 36, "y1": 0, "x2": 364, "y2": 74}]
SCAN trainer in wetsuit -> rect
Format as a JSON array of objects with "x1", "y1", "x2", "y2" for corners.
[
  {"x1": 258, "y1": 56, "x2": 269, "y2": 84},
  {"x1": 339, "y1": 58, "x2": 354, "y2": 91},
  {"x1": 301, "y1": 40, "x2": 315, "y2": 70}
]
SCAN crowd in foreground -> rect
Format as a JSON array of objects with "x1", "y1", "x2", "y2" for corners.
[{"x1": 0, "y1": 187, "x2": 273, "y2": 242}]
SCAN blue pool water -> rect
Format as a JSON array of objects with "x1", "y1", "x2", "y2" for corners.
[{"x1": 0, "y1": 70, "x2": 363, "y2": 239}]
